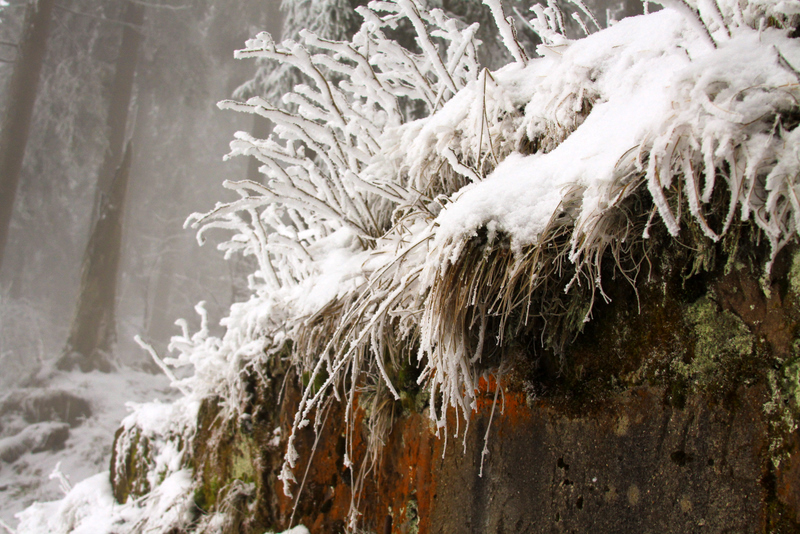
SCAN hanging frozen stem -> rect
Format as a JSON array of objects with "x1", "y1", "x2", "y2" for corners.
[{"x1": 479, "y1": 377, "x2": 502, "y2": 478}]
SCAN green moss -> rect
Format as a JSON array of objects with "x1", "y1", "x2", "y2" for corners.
[
  {"x1": 112, "y1": 429, "x2": 156, "y2": 504},
  {"x1": 790, "y1": 249, "x2": 800, "y2": 297},
  {"x1": 194, "y1": 475, "x2": 222, "y2": 512},
  {"x1": 194, "y1": 426, "x2": 258, "y2": 517},
  {"x1": 301, "y1": 367, "x2": 329, "y2": 394},
  {"x1": 396, "y1": 354, "x2": 428, "y2": 414},
  {"x1": 231, "y1": 432, "x2": 256, "y2": 484},
  {"x1": 402, "y1": 496, "x2": 420, "y2": 534},
  {"x1": 784, "y1": 352, "x2": 800, "y2": 409},
  {"x1": 689, "y1": 295, "x2": 753, "y2": 362},
  {"x1": 673, "y1": 295, "x2": 754, "y2": 392},
  {"x1": 764, "y1": 343, "x2": 800, "y2": 465}
]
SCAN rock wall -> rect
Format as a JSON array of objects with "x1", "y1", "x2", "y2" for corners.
[{"x1": 112, "y1": 236, "x2": 800, "y2": 533}]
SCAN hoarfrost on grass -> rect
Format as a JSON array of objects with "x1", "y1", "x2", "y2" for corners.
[
  {"x1": 189, "y1": 0, "x2": 800, "y2": 523},
  {"x1": 165, "y1": 0, "x2": 800, "y2": 520},
  {"x1": 14, "y1": 0, "x2": 800, "y2": 531}
]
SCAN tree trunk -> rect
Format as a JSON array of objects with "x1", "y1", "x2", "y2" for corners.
[
  {"x1": 90, "y1": 0, "x2": 145, "y2": 223},
  {"x1": 0, "y1": 0, "x2": 57, "y2": 271},
  {"x1": 60, "y1": 143, "x2": 133, "y2": 372},
  {"x1": 60, "y1": 0, "x2": 145, "y2": 372}
]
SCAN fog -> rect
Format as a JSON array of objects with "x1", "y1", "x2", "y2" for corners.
[{"x1": 0, "y1": 0, "x2": 283, "y2": 385}]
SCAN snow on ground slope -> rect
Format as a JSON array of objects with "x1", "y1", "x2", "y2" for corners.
[{"x1": 0, "y1": 367, "x2": 176, "y2": 530}]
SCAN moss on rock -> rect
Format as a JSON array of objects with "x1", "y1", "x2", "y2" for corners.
[
  {"x1": 674, "y1": 295, "x2": 755, "y2": 392},
  {"x1": 110, "y1": 427, "x2": 152, "y2": 504}
]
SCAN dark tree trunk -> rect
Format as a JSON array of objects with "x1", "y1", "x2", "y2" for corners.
[
  {"x1": 60, "y1": 0, "x2": 145, "y2": 372},
  {"x1": 60, "y1": 143, "x2": 133, "y2": 372},
  {"x1": 90, "y1": 0, "x2": 145, "y2": 223},
  {"x1": 0, "y1": 0, "x2": 57, "y2": 271}
]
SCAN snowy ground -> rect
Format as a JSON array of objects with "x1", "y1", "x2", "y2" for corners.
[{"x1": 0, "y1": 365, "x2": 177, "y2": 530}]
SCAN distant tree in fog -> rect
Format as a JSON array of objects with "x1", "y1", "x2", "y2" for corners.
[
  {"x1": 235, "y1": 0, "x2": 368, "y2": 105},
  {"x1": 60, "y1": 0, "x2": 145, "y2": 372},
  {"x1": 0, "y1": 0, "x2": 56, "y2": 270},
  {"x1": 0, "y1": 0, "x2": 122, "y2": 364}
]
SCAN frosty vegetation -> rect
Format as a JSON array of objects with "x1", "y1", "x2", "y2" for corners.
[{"x1": 14, "y1": 0, "x2": 800, "y2": 531}]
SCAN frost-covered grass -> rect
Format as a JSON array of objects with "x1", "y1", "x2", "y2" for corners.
[
  {"x1": 14, "y1": 0, "x2": 800, "y2": 532},
  {"x1": 196, "y1": 0, "x2": 800, "y2": 499}
]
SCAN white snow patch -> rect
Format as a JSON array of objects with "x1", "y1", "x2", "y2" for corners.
[{"x1": 0, "y1": 368, "x2": 176, "y2": 528}]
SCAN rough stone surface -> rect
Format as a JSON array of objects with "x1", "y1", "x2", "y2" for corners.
[
  {"x1": 430, "y1": 386, "x2": 772, "y2": 533},
  {"x1": 180, "y1": 381, "x2": 798, "y2": 533},
  {"x1": 110, "y1": 426, "x2": 152, "y2": 504}
]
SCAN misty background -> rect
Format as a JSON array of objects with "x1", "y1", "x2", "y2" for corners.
[
  {"x1": 0, "y1": 0, "x2": 641, "y2": 388},
  {"x1": 0, "y1": 0, "x2": 284, "y2": 386}
]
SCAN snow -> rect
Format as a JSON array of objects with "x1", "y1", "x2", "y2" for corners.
[
  {"x1": 13, "y1": 465, "x2": 304, "y2": 534},
  {"x1": 0, "y1": 422, "x2": 70, "y2": 463},
  {"x1": 14, "y1": 469, "x2": 195, "y2": 534},
  {"x1": 9, "y1": 0, "x2": 800, "y2": 532},
  {"x1": 287, "y1": 226, "x2": 373, "y2": 316},
  {"x1": 4, "y1": 370, "x2": 197, "y2": 533},
  {"x1": 113, "y1": 397, "x2": 198, "y2": 496},
  {"x1": 0, "y1": 368, "x2": 176, "y2": 528},
  {"x1": 14, "y1": 473, "x2": 116, "y2": 534},
  {"x1": 431, "y1": 9, "x2": 695, "y2": 249}
]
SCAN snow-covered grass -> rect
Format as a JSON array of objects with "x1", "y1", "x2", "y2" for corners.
[
  {"x1": 12, "y1": 0, "x2": 800, "y2": 532},
  {"x1": 192, "y1": 0, "x2": 800, "y2": 501}
]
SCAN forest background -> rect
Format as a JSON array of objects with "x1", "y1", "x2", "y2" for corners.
[{"x1": 0, "y1": 0, "x2": 285, "y2": 382}]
